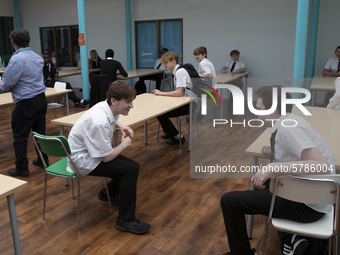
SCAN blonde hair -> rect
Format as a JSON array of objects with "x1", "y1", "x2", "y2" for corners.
[{"x1": 161, "y1": 51, "x2": 179, "y2": 64}]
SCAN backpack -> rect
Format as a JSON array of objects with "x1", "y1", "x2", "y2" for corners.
[
  {"x1": 134, "y1": 80, "x2": 147, "y2": 95},
  {"x1": 178, "y1": 63, "x2": 204, "y2": 96}
]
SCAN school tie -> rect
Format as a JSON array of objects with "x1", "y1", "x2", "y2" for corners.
[
  {"x1": 270, "y1": 129, "x2": 278, "y2": 162},
  {"x1": 230, "y1": 62, "x2": 236, "y2": 72},
  {"x1": 337, "y1": 59, "x2": 340, "y2": 73}
]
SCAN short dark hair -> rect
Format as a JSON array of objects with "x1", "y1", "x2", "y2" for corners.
[
  {"x1": 105, "y1": 49, "x2": 114, "y2": 59},
  {"x1": 230, "y1": 50, "x2": 240, "y2": 56},
  {"x1": 10, "y1": 28, "x2": 30, "y2": 48},
  {"x1": 256, "y1": 85, "x2": 292, "y2": 114},
  {"x1": 335, "y1": 46, "x2": 340, "y2": 51},
  {"x1": 193, "y1": 46, "x2": 207, "y2": 58},
  {"x1": 161, "y1": 48, "x2": 168, "y2": 52},
  {"x1": 107, "y1": 80, "x2": 136, "y2": 105}
]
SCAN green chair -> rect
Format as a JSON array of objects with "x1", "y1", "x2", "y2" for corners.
[
  {"x1": 1, "y1": 54, "x2": 12, "y2": 66},
  {"x1": 31, "y1": 132, "x2": 112, "y2": 231}
]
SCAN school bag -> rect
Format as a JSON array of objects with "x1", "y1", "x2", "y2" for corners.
[{"x1": 178, "y1": 63, "x2": 204, "y2": 97}]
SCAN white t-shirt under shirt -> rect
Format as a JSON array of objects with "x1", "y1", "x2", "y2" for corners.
[
  {"x1": 272, "y1": 113, "x2": 335, "y2": 213},
  {"x1": 324, "y1": 56, "x2": 340, "y2": 73},
  {"x1": 224, "y1": 59, "x2": 245, "y2": 72},
  {"x1": 67, "y1": 101, "x2": 119, "y2": 175},
  {"x1": 199, "y1": 58, "x2": 217, "y2": 87}
]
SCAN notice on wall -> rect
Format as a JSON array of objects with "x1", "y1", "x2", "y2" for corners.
[{"x1": 78, "y1": 33, "x2": 85, "y2": 46}]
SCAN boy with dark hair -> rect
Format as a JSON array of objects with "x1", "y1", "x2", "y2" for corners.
[
  {"x1": 153, "y1": 51, "x2": 197, "y2": 145},
  {"x1": 67, "y1": 80, "x2": 151, "y2": 234},
  {"x1": 193, "y1": 46, "x2": 217, "y2": 87},
  {"x1": 0, "y1": 28, "x2": 49, "y2": 176},
  {"x1": 322, "y1": 45, "x2": 340, "y2": 77},
  {"x1": 221, "y1": 49, "x2": 246, "y2": 74},
  {"x1": 43, "y1": 53, "x2": 88, "y2": 107},
  {"x1": 100, "y1": 49, "x2": 128, "y2": 83},
  {"x1": 220, "y1": 85, "x2": 334, "y2": 255},
  {"x1": 135, "y1": 48, "x2": 169, "y2": 94}
]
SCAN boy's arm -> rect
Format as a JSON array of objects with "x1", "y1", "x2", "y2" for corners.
[
  {"x1": 199, "y1": 73, "x2": 213, "y2": 79},
  {"x1": 322, "y1": 68, "x2": 340, "y2": 76},
  {"x1": 252, "y1": 147, "x2": 331, "y2": 189},
  {"x1": 153, "y1": 87, "x2": 183, "y2": 97},
  {"x1": 221, "y1": 66, "x2": 228, "y2": 73}
]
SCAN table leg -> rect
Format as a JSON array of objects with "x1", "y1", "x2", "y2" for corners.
[
  {"x1": 144, "y1": 121, "x2": 148, "y2": 145},
  {"x1": 312, "y1": 90, "x2": 316, "y2": 106},
  {"x1": 65, "y1": 93, "x2": 69, "y2": 115},
  {"x1": 7, "y1": 194, "x2": 22, "y2": 255},
  {"x1": 188, "y1": 101, "x2": 192, "y2": 152},
  {"x1": 247, "y1": 156, "x2": 258, "y2": 239},
  {"x1": 243, "y1": 74, "x2": 248, "y2": 105}
]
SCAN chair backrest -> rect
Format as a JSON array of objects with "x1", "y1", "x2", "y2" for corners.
[
  {"x1": 270, "y1": 175, "x2": 340, "y2": 205},
  {"x1": 32, "y1": 131, "x2": 71, "y2": 157},
  {"x1": 54, "y1": 81, "x2": 67, "y2": 89},
  {"x1": 90, "y1": 74, "x2": 111, "y2": 107}
]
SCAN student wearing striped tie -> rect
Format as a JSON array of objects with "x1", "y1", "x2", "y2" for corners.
[{"x1": 221, "y1": 49, "x2": 246, "y2": 74}]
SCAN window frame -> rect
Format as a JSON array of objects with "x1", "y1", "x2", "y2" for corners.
[
  {"x1": 134, "y1": 18, "x2": 183, "y2": 69},
  {"x1": 39, "y1": 24, "x2": 79, "y2": 67}
]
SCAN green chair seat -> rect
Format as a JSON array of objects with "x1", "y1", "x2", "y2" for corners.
[{"x1": 45, "y1": 157, "x2": 76, "y2": 177}]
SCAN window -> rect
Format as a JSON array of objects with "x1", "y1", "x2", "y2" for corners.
[
  {"x1": 40, "y1": 25, "x2": 79, "y2": 67},
  {"x1": 135, "y1": 19, "x2": 183, "y2": 68},
  {"x1": 0, "y1": 17, "x2": 14, "y2": 67}
]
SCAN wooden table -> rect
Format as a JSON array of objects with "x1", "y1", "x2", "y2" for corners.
[
  {"x1": 244, "y1": 106, "x2": 340, "y2": 238},
  {"x1": 0, "y1": 87, "x2": 73, "y2": 115},
  {"x1": 214, "y1": 71, "x2": 250, "y2": 117},
  {"x1": 310, "y1": 74, "x2": 336, "y2": 105},
  {"x1": 58, "y1": 68, "x2": 100, "y2": 77},
  {"x1": 0, "y1": 69, "x2": 5, "y2": 75},
  {"x1": 51, "y1": 93, "x2": 196, "y2": 151},
  {"x1": 0, "y1": 174, "x2": 28, "y2": 255},
  {"x1": 117, "y1": 69, "x2": 164, "y2": 80}
]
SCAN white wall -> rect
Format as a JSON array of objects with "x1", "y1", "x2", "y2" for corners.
[
  {"x1": 0, "y1": 0, "x2": 14, "y2": 17},
  {"x1": 1, "y1": 0, "x2": 340, "y2": 92}
]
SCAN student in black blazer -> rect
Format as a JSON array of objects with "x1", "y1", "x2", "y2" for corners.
[{"x1": 100, "y1": 49, "x2": 128, "y2": 83}]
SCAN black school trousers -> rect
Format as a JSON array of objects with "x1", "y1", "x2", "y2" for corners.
[
  {"x1": 89, "y1": 155, "x2": 139, "y2": 222},
  {"x1": 220, "y1": 188, "x2": 325, "y2": 255},
  {"x1": 12, "y1": 92, "x2": 48, "y2": 171}
]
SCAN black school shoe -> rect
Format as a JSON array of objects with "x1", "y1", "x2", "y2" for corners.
[
  {"x1": 115, "y1": 217, "x2": 151, "y2": 234},
  {"x1": 223, "y1": 248, "x2": 257, "y2": 255},
  {"x1": 97, "y1": 188, "x2": 120, "y2": 207},
  {"x1": 8, "y1": 168, "x2": 30, "y2": 177},
  {"x1": 160, "y1": 133, "x2": 171, "y2": 139},
  {"x1": 166, "y1": 136, "x2": 186, "y2": 145},
  {"x1": 282, "y1": 234, "x2": 308, "y2": 255}
]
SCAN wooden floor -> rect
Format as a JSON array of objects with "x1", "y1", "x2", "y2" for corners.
[{"x1": 0, "y1": 99, "x2": 282, "y2": 255}]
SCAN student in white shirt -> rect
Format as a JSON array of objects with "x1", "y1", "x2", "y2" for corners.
[
  {"x1": 67, "y1": 80, "x2": 151, "y2": 234},
  {"x1": 153, "y1": 51, "x2": 196, "y2": 145},
  {"x1": 221, "y1": 49, "x2": 246, "y2": 74},
  {"x1": 322, "y1": 45, "x2": 340, "y2": 77},
  {"x1": 193, "y1": 46, "x2": 217, "y2": 87}
]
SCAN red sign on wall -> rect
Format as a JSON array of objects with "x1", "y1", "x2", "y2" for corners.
[{"x1": 78, "y1": 33, "x2": 85, "y2": 46}]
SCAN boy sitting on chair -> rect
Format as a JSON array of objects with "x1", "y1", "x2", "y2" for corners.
[
  {"x1": 220, "y1": 86, "x2": 334, "y2": 255},
  {"x1": 153, "y1": 51, "x2": 196, "y2": 145}
]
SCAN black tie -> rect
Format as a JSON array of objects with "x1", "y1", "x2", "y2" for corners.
[
  {"x1": 270, "y1": 129, "x2": 278, "y2": 162},
  {"x1": 156, "y1": 63, "x2": 162, "y2": 69},
  {"x1": 337, "y1": 59, "x2": 340, "y2": 73},
  {"x1": 230, "y1": 62, "x2": 236, "y2": 72}
]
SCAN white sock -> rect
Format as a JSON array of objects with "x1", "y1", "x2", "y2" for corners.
[{"x1": 174, "y1": 134, "x2": 182, "y2": 139}]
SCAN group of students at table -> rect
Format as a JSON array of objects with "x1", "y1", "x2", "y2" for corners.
[{"x1": 1, "y1": 28, "x2": 339, "y2": 255}]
